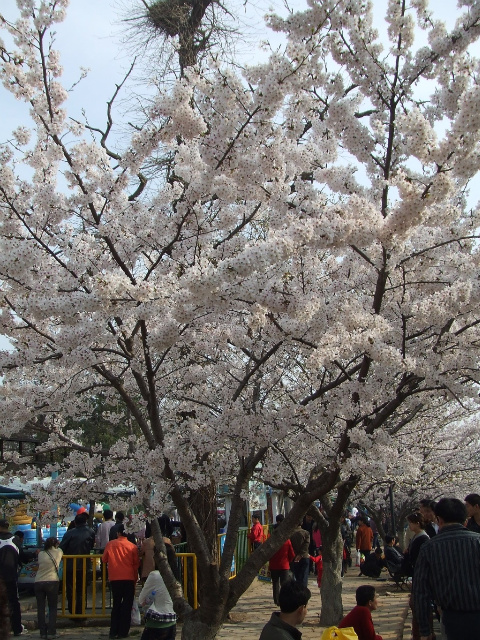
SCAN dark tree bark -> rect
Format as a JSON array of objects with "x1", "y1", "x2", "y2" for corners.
[{"x1": 313, "y1": 478, "x2": 358, "y2": 626}]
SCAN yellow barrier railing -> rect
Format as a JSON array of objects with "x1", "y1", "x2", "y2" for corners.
[
  {"x1": 177, "y1": 552, "x2": 198, "y2": 609},
  {"x1": 60, "y1": 555, "x2": 108, "y2": 618},
  {"x1": 59, "y1": 551, "x2": 198, "y2": 617}
]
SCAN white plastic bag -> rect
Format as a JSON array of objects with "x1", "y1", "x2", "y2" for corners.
[{"x1": 131, "y1": 599, "x2": 141, "y2": 626}]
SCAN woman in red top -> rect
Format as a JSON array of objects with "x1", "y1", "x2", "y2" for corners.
[{"x1": 268, "y1": 538, "x2": 295, "y2": 605}]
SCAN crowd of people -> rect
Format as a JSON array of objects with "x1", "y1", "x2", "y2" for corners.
[
  {"x1": 0, "y1": 493, "x2": 479, "y2": 640},
  {"x1": 0, "y1": 510, "x2": 178, "y2": 640},
  {"x1": 255, "y1": 494, "x2": 480, "y2": 640}
]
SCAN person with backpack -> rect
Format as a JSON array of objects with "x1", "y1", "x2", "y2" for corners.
[{"x1": 0, "y1": 519, "x2": 26, "y2": 636}]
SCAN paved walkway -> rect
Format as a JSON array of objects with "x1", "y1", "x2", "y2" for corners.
[{"x1": 19, "y1": 569, "x2": 411, "y2": 639}]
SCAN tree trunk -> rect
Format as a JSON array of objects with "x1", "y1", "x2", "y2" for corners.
[
  {"x1": 181, "y1": 613, "x2": 222, "y2": 640},
  {"x1": 187, "y1": 479, "x2": 218, "y2": 557},
  {"x1": 319, "y1": 525, "x2": 344, "y2": 625}
]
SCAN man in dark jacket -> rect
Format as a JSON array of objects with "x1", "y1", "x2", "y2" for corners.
[
  {"x1": 0, "y1": 519, "x2": 25, "y2": 636},
  {"x1": 259, "y1": 580, "x2": 311, "y2": 640},
  {"x1": 60, "y1": 512, "x2": 95, "y2": 615},
  {"x1": 413, "y1": 498, "x2": 480, "y2": 640},
  {"x1": 290, "y1": 524, "x2": 310, "y2": 587}
]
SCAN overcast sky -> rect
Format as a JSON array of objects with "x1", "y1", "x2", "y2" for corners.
[{"x1": 0, "y1": 0, "x2": 473, "y2": 141}]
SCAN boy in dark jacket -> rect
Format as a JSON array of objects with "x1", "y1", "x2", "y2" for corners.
[{"x1": 259, "y1": 580, "x2": 311, "y2": 640}]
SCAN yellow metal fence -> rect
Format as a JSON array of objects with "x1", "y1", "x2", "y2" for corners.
[{"x1": 59, "y1": 553, "x2": 198, "y2": 618}]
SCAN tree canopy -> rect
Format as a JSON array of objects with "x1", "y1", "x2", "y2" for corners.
[{"x1": 1, "y1": 0, "x2": 480, "y2": 636}]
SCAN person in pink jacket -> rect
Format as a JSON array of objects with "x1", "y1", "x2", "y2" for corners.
[{"x1": 102, "y1": 525, "x2": 140, "y2": 639}]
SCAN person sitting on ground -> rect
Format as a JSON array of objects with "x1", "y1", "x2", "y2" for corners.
[
  {"x1": 338, "y1": 585, "x2": 383, "y2": 640},
  {"x1": 359, "y1": 548, "x2": 385, "y2": 579},
  {"x1": 384, "y1": 535, "x2": 404, "y2": 575},
  {"x1": 259, "y1": 580, "x2": 311, "y2": 640}
]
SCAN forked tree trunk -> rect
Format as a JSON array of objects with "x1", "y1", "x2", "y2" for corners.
[{"x1": 319, "y1": 524, "x2": 344, "y2": 625}]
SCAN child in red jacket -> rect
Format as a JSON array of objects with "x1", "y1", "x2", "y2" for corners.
[{"x1": 309, "y1": 553, "x2": 323, "y2": 588}]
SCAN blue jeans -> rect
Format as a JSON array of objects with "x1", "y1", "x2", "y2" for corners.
[
  {"x1": 292, "y1": 557, "x2": 309, "y2": 587},
  {"x1": 35, "y1": 581, "x2": 59, "y2": 636}
]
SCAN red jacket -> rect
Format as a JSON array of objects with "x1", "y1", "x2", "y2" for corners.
[
  {"x1": 269, "y1": 540, "x2": 295, "y2": 571},
  {"x1": 339, "y1": 605, "x2": 382, "y2": 640},
  {"x1": 310, "y1": 554, "x2": 323, "y2": 587},
  {"x1": 102, "y1": 536, "x2": 139, "y2": 581},
  {"x1": 248, "y1": 522, "x2": 264, "y2": 544}
]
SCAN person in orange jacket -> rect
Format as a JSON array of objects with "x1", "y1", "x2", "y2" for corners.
[
  {"x1": 356, "y1": 518, "x2": 374, "y2": 557},
  {"x1": 102, "y1": 524, "x2": 140, "y2": 639}
]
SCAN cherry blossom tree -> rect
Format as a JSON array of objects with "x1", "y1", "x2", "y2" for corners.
[
  {"x1": 357, "y1": 403, "x2": 480, "y2": 545},
  {"x1": 1, "y1": 0, "x2": 480, "y2": 636}
]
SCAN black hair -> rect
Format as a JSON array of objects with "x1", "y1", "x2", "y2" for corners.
[
  {"x1": 158, "y1": 514, "x2": 173, "y2": 537},
  {"x1": 356, "y1": 585, "x2": 376, "y2": 607},
  {"x1": 44, "y1": 537, "x2": 58, "y2": 551},
  {"x1": 14, "y1": 531, "x2": 24, "y2": 539},
  {"x1": 407, "y1": 512, "x2": 425, "y2": 528},
  {"x1": 103, "y1": 509, "x2": 114, "y2": 520},
  {"x1": 419, "y1": 499, "x2": 436, "y2": 510},
  {"x1": 374, "y1": 547, "x2": 383, "y2": 555},
  {"x1": 115, "y1": 512, "x2": 125, "y2": 523},
  {"x1": 385, "y1": 535, "x2": 395, "y2": 544},
  {"x1": 278, "y1": 580, "x2": 311, "y2": 613},
  {"x1": 116, "y1": 524, "x2": 128, "y2": 536},
  {"x1": 435, "y1": 498, "x2": 467, "y2": 524},
  {"x1": 74, "y1": 513, "x2": 88, "y2": 525},
  {"x1": 0, "y1": 520, "x2": 9, "y2": 530},
  {"x1": 465, "y1": 493, "x2": 480, "y2": 508},
  {"x1": 276, "y1": 514, "x2": 285, "y2": 523}
]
